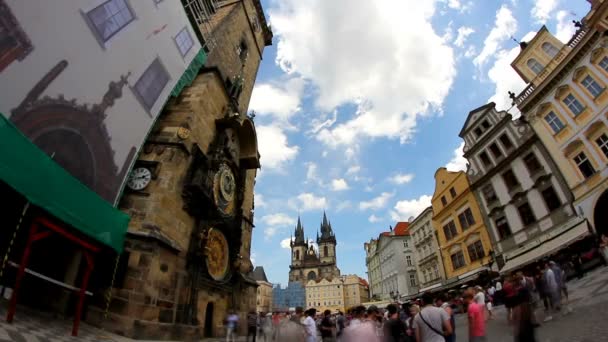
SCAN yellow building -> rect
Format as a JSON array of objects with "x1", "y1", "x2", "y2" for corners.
[
  {"x1": 252, "y1": 267, "x2": 273, "y2": 314},
  {"x1": 342, "y1": 275, "x2": 370, "y2": 310},
  {"x1": 511, "y1": 0, "x2": 608, "y2": 236},
  {"x1": 306, "y1": 278, "x2": 345, "y2": 313},
  {"x1": 431, "y1": 168, "x2": 493, "y2": 280}
]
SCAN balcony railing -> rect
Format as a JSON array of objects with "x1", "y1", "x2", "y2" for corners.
[
  {"x1": 514, "y1": 28, "x2": 588, "y2": 106},
  {"x1": 182, "y1": 0, "x2": 218, "y2": 52}
]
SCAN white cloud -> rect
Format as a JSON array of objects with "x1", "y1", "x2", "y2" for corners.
[
  {"x1": 464, "y1": 45, "x2": 477, "y2": 59},
  {"x1": 347, "y1": 165, "x2": 361, "y2": 176},
  {"x1": 360, "y1": 192, "x2": 394, "y2": 211},
  {"x1": 555, "y1": 10, "x2": 576, "y2": 43},
  {"x1": 368, "y1": 214, "x2": 383, "y2": 223},
  {"x1": 249, "y1": 77, "x2": 305, "y2": 122},
  {"x1": 290, "y1": 193, "x2": 328, "y2": 211},
  {"x1": 305, "y1": 162, "x2": 318, "y2": 182},
  {"x1": 255, "y1": 193, "x2": 266, "y2": 208},
  {"x1": 261, "y1": 213, "x2": 296, "y2": 226},
  {"x1": 270, "y1": 0, "x2": 456, "y2": 148},
  {"x1": 486, "y1": 31, "x2": 536, "y2": 113},
  {"x1": 281, "y1": 237, "x2": 294, "y2": 249},
  {"x1": 444, "y1": 0, "x2": 473, "y2": 13},
  {"x1": 473, "y1": 5, "x2": 517, "y2": 68},
  {"x1": 257, "y1": 125, "x2": 299, "y2": 171},
  {"x1": 390, "y1": 195, "x2": 432, "y2": 221},
  {"x1": 331, "y1": 178, "x2": 349, "y2": 191},
  {"x1": 336, "y1": 201, "x2": 352, "y2": 212},
  {"x1": 531, "y1": 0, "x2": 560, "y2": 24},
  {"x1": 454, "y1": 26, "x2": 474, "y2": 48},
  {"x1": 445, "y1": 142, "x2": 468, "y2": 172},
  {"x1": 388, "y1": 173, "x2": 415, "y2": 185},
  {"x1": 265, "y1": 226, "x2": 279, "y2": 239},
  {"x1": 309, "y1": 110, "x2": 338, "y2": 135}
]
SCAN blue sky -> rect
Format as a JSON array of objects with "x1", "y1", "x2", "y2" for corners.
[{"x1": 248, "y1": 0, "x2": 591, "y2": 286}]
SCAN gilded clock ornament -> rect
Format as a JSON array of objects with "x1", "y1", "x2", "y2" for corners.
[
  {"x1": 204, "y1": 228, "x2": 230, "y2": 281},
  {"x1": 127, "y1": 167, "x2": 152, "y2": 191},
  {"x1": 177, "y1": 127, "x2": 191, "y2": 140},
  {"x1": 213, "y1": 163, "x2": 236, "y2": 215}
]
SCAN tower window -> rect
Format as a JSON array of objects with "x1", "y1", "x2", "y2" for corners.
[
  {"x1": 544, "y1": 111, "x2": 565, "y2": 134},
  {"x1": 542, "y1": 42, "x2": 559, "y2": 57},
  {"x1": 573, "y1": 152, "x2": 596, "y2": 178},
  {"x1": 324, "y1": 245, "x2": 328, "y2": 257},
  {"x1": 527, "y1": 58, "x2": 544, "y2": 75},
  {"x1": 563, "y1": 93, "x2": 585, "y2": 116}
]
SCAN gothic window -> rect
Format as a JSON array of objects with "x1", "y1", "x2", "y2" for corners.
[
  {"x1": 542, "y1": 42, "x2": 559, "y2": 57},
  {"x1": 0, "y1": 0, "x2": 33, "y2": 72},
  {"x1": 295, "y1": 250, "x2": 300, "y2": 260},
  {"x1": 527, "y1": 58, "x2": 544, "y2": 75}
]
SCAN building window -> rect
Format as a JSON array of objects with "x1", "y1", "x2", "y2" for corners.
[
  {"x1": 481, "y1": 120, "x2": 491, "y2": 129},
  {"x1": 409, "y1": 274, "x2": 417, "y2": 286},
  {"x1": 527, "y1": 58, "x2": 544, "y2": 74},
  {"x1": 502, "y1": 169, "x2": 519, "y2": 189},
  {"x1": 134, "y1": 58, "x2": 170, "y2": 111},
  {"x1": 573, "y1": 152, "x2": 596, "y2": 178},
  {"x1": 582, "y1": 75, "x2": 604, "y2": 98},
  {"x1": 495, "y1": 216, "x2": 511, "y2": 239},
  {"x1": 441, "y1": 196, "x2": 447, "y2": 206},
  {"x1": 442, "y1": 221, "x2": 458, "y2": 241},
  {"x1": 517, "y1": 202, "x2": 536, "y2": 226},
  {"x1": 482, "y1": 184, "x2": 498, "y2": 204},
  {"x1": 542, "y1": 186, "x2": 561, "y2": 212},
  {"x1": 467, "y1": 240, "x2": 485, "y2": 262},
  {"x1": 599, "y1": 56, "x2": 608, "y2": 72},
  {"x1": 458, "y1": 208, "x2": 476, "y2": 230},
  {"x1": 450, "y1": 251, "x2": 466, "y2": 270},
  {"x1": 542, "y1": 42, "x2": 559, "y2": 57},
  {"x1": 563, "y1": 93, "x2": 585, "y2": 116},
  {"x1": 450, "y1": 187, "x2": 457, "y2": 198},
  {"x1": 86, "y1": 0, "x2": 135, "y2": 42},
  {"x1": 523, "y1": 152, "x2": 543, "y2": 175},
  {"x1": 544, "y1": 111, "x2": 565, "y2": 134},
  {"x1": 499, "y1": 134, "x2": 514, "y2": 150},
  {"x1": 474, "y1": 127, "x2": 483, "y2": 137},
  {"x1": 175, "y1": 27, "x2": 194, "y2": 57},
  {"x1": 236, "y1": 39, "x2": 248, "y2": 63},
  {"x1": 406, "y1": 255, "x2": 412, "y2": 266},
  {"x1": 596, "y1": 133, "x2": 608, "y2": 158},
  {"x1": 480, "y1": 151, "x2": 492, "y2": 167},
  {"x1": 489, "y1": 143, "x2": 503, "y2": 159}
]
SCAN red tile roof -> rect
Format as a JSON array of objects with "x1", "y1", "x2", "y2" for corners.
[
  {"x1": 393, "y1": 222, "x2": 410, "y2": 236},
  {"x1": 359, "y1": 277, "x2": 369, "y2": 287}
]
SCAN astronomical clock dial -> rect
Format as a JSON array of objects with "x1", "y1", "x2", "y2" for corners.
[
  {"x1": 127, "y1": 167, "x2": 152, "y2": 191},
  {"x1": 213, "y1": 163, "x2": 236, "y2": 216},
  {"x1": 205, "y1": 229, "x2": 230, "y2": 281}
]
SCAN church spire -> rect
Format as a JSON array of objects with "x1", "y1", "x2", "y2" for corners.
[{"x1": 293, "y1": 215, "x2": 305, "y2": 245}]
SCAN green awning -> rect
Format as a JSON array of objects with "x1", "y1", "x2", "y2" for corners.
[
  {"x1": 0, "y1": 114, "x2": 130, "y2": 253},
  {"x1": 171, "y1": 48, "x2": 208, "y2": 97}
]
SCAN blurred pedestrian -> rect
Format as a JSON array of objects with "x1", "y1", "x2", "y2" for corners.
[
  {"x1": 342, "y1": 306, "x2": 379, "y2": 342},
  {"x1": 303, "y1": 309, "x2": 317, "y2": 342},
  {"x1": 435, "y1": 293, "x2": 456, "y2": 342},
  {"x1": 512, "y1": 284, "x2": 536, "y2": 342},
  {"x1": 247, "y1": 311, "x2": 258, "y2": 342},
  {"x1": 320, "y1": 309, "x2": 335, "y2": 342},
  {"x1": 543, "y1": 262, "x2": 560, "y2": 322},
  {"x1": 464, "y1": 288, "x2": 486, "y2": 342},
  {"x1": 413, "y1": 292, "x2": 452, "y2": 342},
  {"x1": 384, "y1": 304, "x2": 406, "y2": 342},
  {"x1": 336, "y1": 311, "x2": 346, "y2": 340},
  {"x1": 225, "y1": 311, "x2": 239, "y2": 342}
]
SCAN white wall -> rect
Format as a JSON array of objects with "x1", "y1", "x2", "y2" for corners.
[{"x1": 1, "y1": 0, "x2": 202, "y2": 203}]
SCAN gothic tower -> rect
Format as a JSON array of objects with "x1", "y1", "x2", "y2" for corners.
[
  {"x1": 317, "y1": 211, "x2": 337, "y2": 264},
  {"x1": 290, "y1": 216, "x2": 307, "y2": 268}
]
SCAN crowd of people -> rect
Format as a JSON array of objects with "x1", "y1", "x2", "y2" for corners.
[{"x1": 225, "y1": 258, "x2": 589, "y2": 342}]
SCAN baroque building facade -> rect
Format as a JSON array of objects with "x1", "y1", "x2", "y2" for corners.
[
  {"x1": 289, "y1": 213, "x2": 341, "y2": 285},
  {"x1": 460, "y1": 103, "x2": 585, "y2": 273},
  {"x1": 409, "y1": 206, "x2": 446, "y2": 292},
  {"x1": 511, "y1": 0, "x2": 608, "y2": 238},
  {"x1": 88, "y1": 1, "x2": 273, "y2": 340},
  {"x1": 432, "y1": 168, "x2": 493, "y2": 282}
]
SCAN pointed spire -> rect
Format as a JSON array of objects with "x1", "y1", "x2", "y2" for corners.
[{"x1": 322, "y1": 210, "x2": 329, "y2": 227}]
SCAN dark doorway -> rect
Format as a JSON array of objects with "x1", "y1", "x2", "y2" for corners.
[
  {"x1": 594, "y1": 190, "x2": 608, "y2": 236},
  {"x1": 204, "y1": 302, "x2": 214, "y2": 337}
]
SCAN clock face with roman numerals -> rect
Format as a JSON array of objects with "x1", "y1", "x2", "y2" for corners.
[{"x1": 127, "y1": 167, "x2": 152, "y2": 191}]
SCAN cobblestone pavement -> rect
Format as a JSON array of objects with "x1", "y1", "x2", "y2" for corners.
[{"x1": 1, "y1": 266, "x2": 607, "y2": 341}]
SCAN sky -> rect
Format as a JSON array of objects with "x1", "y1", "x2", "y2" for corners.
[{"x1": 248, "y1": 0, "x2": 591, "y2": 286}]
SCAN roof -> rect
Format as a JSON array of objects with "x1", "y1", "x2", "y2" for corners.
[
  {"x1": 359, "y1": 278, "x2": 369, "y2": 287},
  {"x1": 393, "y1": 222, "x2": 410, "y2": 236},
  {"x1": 251, "y1": 266, "x2": 269, "y2": 282},
  {"x1": 0, "y1": 114, "x2": 129, "y2": 252},
  {"x1": 458, "y1": 102, "x2": 495, "y2": 138}
]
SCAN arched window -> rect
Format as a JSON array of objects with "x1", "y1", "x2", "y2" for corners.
[
  {"x1": 295, "y1": 250, "x2": 300, "y2": 260},
  {"x1": 324, "y1": 245, "x2": 328, "y2": 257},
  {"x1": 527, "y1": 58, "x2": 544, "y2": 75},
  {"x1": 542, "y1": 42, "x2": 559, "y2": 57}
]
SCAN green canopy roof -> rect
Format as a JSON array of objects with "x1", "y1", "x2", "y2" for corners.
[
  {"x1": 0, "y1": 114, "x2": 130, "y2": 253},
  {"x1": 171, "y1": 48, "x2": 207, "y2": 97}
]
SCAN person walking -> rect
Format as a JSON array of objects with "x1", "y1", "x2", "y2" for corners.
[
  {"x1": 336, "y1": 311, "x2": 346, "y2": 341},
  {"x1": 512, "y1": 283, "x2": 536, "y2": 342},
  {"x1": 463, "y1": 289, "x2": 486, "y2": 342},
  {"x1": 435, "y1": 293, "x2": 456, "y2": 342},
  {"x1": 384, "y1": 304, "x2": 407, "y2": 342},
  {"x1": 303, "y1": 309, "x2": 317, "y2": 342},
  {"x1": 405, "y1": 305, "x2": 419, "y2": 342},
  {"x1": 280, "y1": 308, "x2": 306, "y2": 342},
  {"x1": 342, "y1": 306, "x2": 379, "y2": 342},
  {"x1": 543, "y1": 262, "x2": 560, "y2": 321},
  {"x1": 246, "y1": 311, "x2": 258, "y2": 342},
  {"x1": 320, "y1": 310, "x2": 335, "y2": 342},
  {"x1": 413, "y1": 292, "x2": 452, "y2": 342},
  {"x1": 225, "y1": 311, "x2": 239, "y2": 342}
]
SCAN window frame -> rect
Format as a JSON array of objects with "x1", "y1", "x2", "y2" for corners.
[
  {"x1": 595, "y1": 133, "x2": 608, "y2": 158},
  {"x1": 174, "y1": 26, "x2": 195, "y2": 57},
  {"x1": 573, "y1": 152, "x2": 596, "y2": 178},
  {"x1": 581, "y1": 74, "x2": 604, "y2": 99},
  {"x1": 467, "y1": 240, "x2": 485, "y2": 262},
  {"x1": 449, "y1": 187, "x2": 457, "y2": 198},
  {"x1": 523, "y1": 152, "x2": 543, "y2": 175},
  {"x1": 495, "y1": 216, "x2": 512, "y2": 240},
  {"x1": 84, "y1": 0, "x2": 136, "y2": 45},
  {"x1": 499, "y1": 133, "x2": 514, "y2": 150},
  {"x1": 442, "y1": 220, "x2": 458, "y2": 241},
  {"x1": 489, "y1": 142, "x2": 503, "y2": 159},
  {"x1": 502, "y1": 169, "x2": 520, "y2": 189},
  {"x1": 563, "y1": 93, "x2": 585, "y2": 116},
  {"x1": 542, "y1": 42, "x2": 559, "y2": 58},
  {"x1": 599, "y1": 56, "x2": 608, "y2": 73},
  {"x1": 132, "y1": 57, "x2": 171, "y2": 113},
  {"x1": 482, "y1": 184, "x2": 498, "y2": 204},
  {"x1": 450, "y1": 251, "x2": 466, "y2": 270},
  {"x1": 527, "y1": 58, "x2": 544, "y2": 74},
  {"x1": 457, "y1": 208, "x2": 476, "y2": 230},
  {"x1": 541, "y1": 186, "x2": 562, "y2": 212},
  {"x1": 544, "y1": 111, "x2": 566, "y2": 134},
  {"x1": 479, "y1": 151, "x2": 492, "y2": 167},
  {"x1": 441, "y1": 196, "x2": 447, "y2": 206},
  {"x1": 517, "y1": 202, "x2": 536, "y2": 226}
]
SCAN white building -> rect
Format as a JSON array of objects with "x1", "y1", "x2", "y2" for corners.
[
  {"x1": 0, "y1": 0, "x2": 213, "y2": 204},
  {"x1": 365, "y1": 222, "x2": 418, "y2": 300},
  {"x1": 364, "y1": 238, "x2": 382, "y2": 298},
  {"x1": 410, "y1": 207, "x2": 445, "y2": 292},
  {"x1": 460, "y1": 103, "x2": 586, "y2": 273}
]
